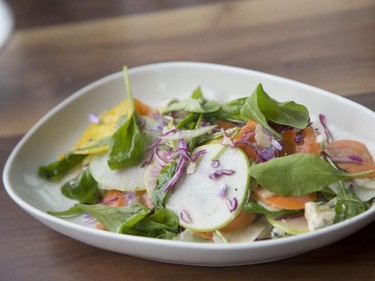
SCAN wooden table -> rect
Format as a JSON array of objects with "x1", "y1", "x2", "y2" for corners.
[{"x1": 1, "y1": 0, "x2": 374, "y2": 280}]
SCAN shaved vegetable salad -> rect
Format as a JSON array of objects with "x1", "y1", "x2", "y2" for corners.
[{"x1": 39, "y1": 68, "x2": 375, "y2": 243}]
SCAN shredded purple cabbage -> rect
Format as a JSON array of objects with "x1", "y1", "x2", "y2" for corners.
[
  {"x1": 225, "y1": 197, "x2": 238, "y2": 212},
  {"x1": 180, "y1": 210, "x2": 192, "y2": 224},
  {"x1": 330, "y1": 154, "x2": 364, "y2": 163},
  {"x1": 319, "y1": 114, "x2": 334, "y2": 142},
  {"x1": 88, "y1": 113, "x2": 100, "y2": 124},
  {"x1": 218, "y1": 185, "x2": 227, "y2": 198},
  {"x1": 209, "y1": 169, "x2": 235, "y2": 179},
  {"x1": 294, "y1": 130, "x2": 304, "y2": 144},
  {"x1": 211, "y1": 159, "x2": 220, "y2": 168}
]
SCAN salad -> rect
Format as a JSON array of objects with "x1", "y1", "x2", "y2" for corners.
[{"x1": 39, "y1": 68, "x2": 375, "y2": 243}]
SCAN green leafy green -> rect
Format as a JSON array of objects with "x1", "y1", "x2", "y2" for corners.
[
  {"x1": 240, "y1": 84, "x2": 309, "y2": 138},
  {"x1": 38, "y1": 154, "x2": 86, "y2": 181},
  {"x1": 213, "y1": 97, "x2": 246, "y2": 121},
  {"x1": 249, "y1": 153, "x2": 373, "y2": 196},
  {"x1": 107, "y1": 67, "x2": 145, "y2": 170},
  {"x1": 334, "y1": 181, "x2": 368, "y2": 223},
  {"x1": 243, "y1": 201, "x2": 301, "y2": 217},
  {"x1": 124, "y1": 208, "x2": 179, "y2": 239},
  {"x1": 151, "y1": 162, "x2": 177, "y2": 209},
  {"x1": 76, "y1": 203, "x2": 150, "y2": 233},
  {"x1": 176, "y1": 112, "x2": 199, "y2": 129},
  {"x1": 61, "y1": 168, "x2": 99, "y2": 204},
  {"x1": 48, "y1": 205, "x2": 84, "y2": 216},
  {"x1": 256, "y1": 84, "x2": 309, "y2": 129},
  {"x1": 163, "y1": 87, "x2": 220, "y2": 114}
]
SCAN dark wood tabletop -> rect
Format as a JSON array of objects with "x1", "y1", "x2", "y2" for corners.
[{"x1": 1, "y1": 0, "x2": 374, "y2": 280}]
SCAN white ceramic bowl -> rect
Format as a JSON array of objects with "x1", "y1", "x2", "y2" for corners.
[
  {"x1": 3, "y1": 62, "x2": 375, "y2": 266},
  {"x1": 0, "y1": 0, "x2": 14, "y2": 50}
]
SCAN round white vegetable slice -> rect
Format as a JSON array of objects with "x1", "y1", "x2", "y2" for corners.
[
  {"x1": 166, "y1": 143, "x2": 250, "y2": 232},
  {"x1": 89, "y1": 152, "x2": 149, "y2": 191},
  {"x1": 267, "y1": 215, "x2": 309, "y2": 235}
]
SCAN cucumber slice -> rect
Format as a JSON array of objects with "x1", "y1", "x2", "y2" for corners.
[
  {"x1": 267, "y1": 215, "x2": 309, "y2": 235},
  {"x1": 166, "y1": 143, "x2": 250, "y2": 232}
]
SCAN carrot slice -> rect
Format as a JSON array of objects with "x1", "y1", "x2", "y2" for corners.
[
  {"x1": 327, "y1": 140, "x2": 375, "y2": 178},
  {"x1": 233, "y1": 119, "x2": 258, "y2": 160},
  {"x1": 281, "y1": 127, "x2": 322, "y2": 156},
  {"x1": 134, "y1": 99, "x2": 159, "y2": 118},
  {"x1": 221, "y1": 211, "x2": 256, "y2": 232},
  {"x1": 254, "y1": 187, "x2": 317, "y2": 210},
  {"x1": 216, "y1": 120, "x2": 237, "y2": 130}
]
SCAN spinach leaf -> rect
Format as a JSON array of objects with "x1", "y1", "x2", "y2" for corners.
[
  {"x1": 163, "y1": 87, "x2": 220, "y2": 114},
  {"x1": 151, "y1": 162, "x2": 177, "y2": 209},
  {"x1": 256, "y1": 84, "x2": 309, "y2": 129},
  {"x1": 124, "y1": 208, "x2": 179, "y2": 239},
  {"x1": 48, "y1": 205, "x2": 84, "y2": 216},
  {"x1": 249, "y1": 153, "x2": 373, "y2": 196},
  {"x1": 107, "y1": 113, "x2": 145, "y2": 170},
  {"x1": 76, "y1": 203, "x2": 150, "y2": 233},
  {"x1": 240, "y1": 84, "x2": 282, "y2": 138},
  {"x1": 334, "y1": 181, "x2": 368, "y2": 223},
  {"x1": 107, "y1": 67, "x2": 145, "y2": 170},
  {"x1": 61, "y1": 168, "x2": 99, "y2": 204},
  {"x1": 38, "y1": 154, "x2": 86, "y2": 181},
  {"x1": 240, "y1": 84, "x2": 309, "y2": 138},
  {"x1": 213, "y1": 97, "x2": 246, "y2": 120}
]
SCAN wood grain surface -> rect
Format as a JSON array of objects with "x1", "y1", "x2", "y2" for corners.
[{"x1": 1, "y1": 0, "x2": 374, "y2": 280}]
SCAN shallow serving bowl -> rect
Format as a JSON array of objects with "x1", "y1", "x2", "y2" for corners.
[{"x1": 3, "y1": 62, "x2": 375, "y2": 266}]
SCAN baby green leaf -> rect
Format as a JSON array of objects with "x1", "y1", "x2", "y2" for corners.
[
  {"x1": 163, "y1": 87, "x2": 220, "y2": 114},
  {"x1": 107, "y1": 114, "x2": 145, "y2": 170},
  {"x1": 38, "y1": 154, "x2": 86, "y2": 181},
  {"x1": 76, "y1": 203, "x2": 150, "y2": 233},
  {"x1": 334, "y1": 181, "x2": 368, "y2": 223},
  {"x1": 256, "y1": 85, "x2": 309, "y2": 129},
  {"x1": 123, "y1": 208, "x2": 179, "y2": 239},
  {"x1": 240, "y1": 84, "x2": 310, "y2": 138},
  {"x1": 61, "y1": 168, "x2": 99, "y2": 204},
  {"x1": 107, "y1": 67, "x2": 145, "y2": 170},
  {"x1": 240, "y1": 84, "x2": 282, "y2": 138},
  {"x1": 151, "y1": 162, "x2": 177, "y2": 209},
  {"x1": 249, "y1": 153, "x2": 373, "y2": 196}
]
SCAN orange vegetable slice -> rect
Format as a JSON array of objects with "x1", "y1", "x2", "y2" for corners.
[
  {"x1": 327, "y1": 140, "x2": 375, "y2": 178},
  {"x1": 254, "y1": 187, "x2": 317, "y2": 210},
  {"x1": 281, "y1": 127, "x2": 322, "y2": 156}
]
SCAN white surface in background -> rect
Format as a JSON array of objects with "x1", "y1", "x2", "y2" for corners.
[{"x1": 0, "y1": 0, "x2": 14, "y2": 49}]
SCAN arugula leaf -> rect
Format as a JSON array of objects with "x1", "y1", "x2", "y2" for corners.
[
  {"x1": 107, "y1": 67, "x2": 145, "y2": 170},
  {"x1": 61, "y1": 168, "x2": 99, "y2": 204},
  {"x1": 151, "y1": 162, "x2": 177, "y2": 209},
  {"x1": 163, "y1": 87, "x2": 220, "y2": 114},
  {"x1": 249, "y1": 153, "x2": 373, "y2": 196},
  {"x1": 334, "y1": 181, "x2": 368, "y2": 223},
  {"x1": 76, "y1": 203, "x2": 150, "y2": 233},
  {"x1": 124, "y1": 208, "x2": 179, "y2": 239},
  {"x1": 38, "y1": 154, "x2": 86, "y2": 181}
]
